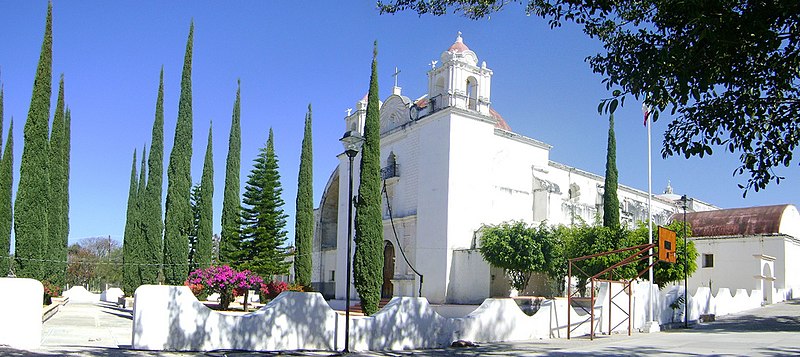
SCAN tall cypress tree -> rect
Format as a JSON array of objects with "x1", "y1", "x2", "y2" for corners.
[
  {"x1": 294, "y1": 104, "x2": 313, "y2": 288},
  {"x1": 219, "y1": 82, "x2": 241, "y2": 264},
  {"x1": 353, "y1": 42, "x2": 384, "y2": 315},
  {"x1": 0, "y1": 98, "x2": 10, "y2": 276},
  {"x1": 240, "y1": 128, "x2": 291, "y2": 277},
  {"x1": 122, "y1": 150, "x2": 139, "y2": 294},
  {"x1": 603, "y1": 113, "x2": 620, "y2": 228},
  {"x1": 63, "y1": 106, "x2": 71, "y2": 273},
  {"x1": 163, "y1": 23, "x2": 194, "y2": 285},
  {"x1": 135, "y1": 146, "x2": 147, "y2": 288},
  {"x1": 188, "y1": 183, "x2": 201, "y2": 271},
  {"x1": 196, "y1": 124, "x2": 213, "y2": 269},
  {"x1": 15, "y1": 3, "x2": 52, "y2": 279},
  {"x1": 142, "y1": 69, "x2": 165, "y2": 285},
  {"x1": 46, "y1": 75, "x2": 66, "y2": 286}
]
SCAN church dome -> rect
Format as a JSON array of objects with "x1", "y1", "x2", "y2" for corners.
[
  {"x1": 448, "y1": 32, "x2": 470, "y2": 53},
  {"x1": 441, "y1": 32, "x2": 478, "y2": 66},
  {"x1": 490, "y1": 108, "x2": 512, "y2": 131}
]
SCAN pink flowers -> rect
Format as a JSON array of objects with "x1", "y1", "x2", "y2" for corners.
[{"x1": 186, "y1": 265, "x2": 264, "y2": 310}]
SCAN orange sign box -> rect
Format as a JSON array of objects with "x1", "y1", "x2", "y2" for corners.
[{"x1": 658, "y1": 226, "x2": 677, "y2": 263}]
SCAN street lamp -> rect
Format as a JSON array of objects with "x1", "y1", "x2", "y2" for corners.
[
  {"x1": 681, "y1": 194, "x2": 689, "y2": 328},
  {"x1": 340, "y1": 130, "x2": 364, "y2": 353}
]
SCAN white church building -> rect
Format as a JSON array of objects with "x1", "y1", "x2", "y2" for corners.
[{"x1": 309, "y1": 34, "x2": 770, "y2": 305}]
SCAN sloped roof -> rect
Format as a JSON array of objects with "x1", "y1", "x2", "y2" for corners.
[{"x1": 677, "y1": 204, "x2": 793, "y2": 237}]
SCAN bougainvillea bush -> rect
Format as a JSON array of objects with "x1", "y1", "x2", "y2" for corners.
[
  {"x1": 185, "y1": 265, "x2": 264, "y2": 310},
  {"x1": 42, "y1": 280, "x2": 61, "y2": 305}
]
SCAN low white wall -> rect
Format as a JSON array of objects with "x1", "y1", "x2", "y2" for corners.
[
  {"x1": 0, "y1": 278, "x2": 43, "y2": 348},
  {"x1": 63, "y1": 285, "x2": 100, "y2": 303},
  {"x1": 133, "y1": 282, "x2": 782, "y2": 352},
  {"x1": 132, "y1": 286, "x2": 340, "y2": 351},
  {"x1": 100, "y1": 287, "x2": 124, "y2": 303}
]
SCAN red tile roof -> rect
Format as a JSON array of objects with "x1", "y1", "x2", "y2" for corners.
[{"x1": 675, "y1": 204, "x2": 790, "y2": 237}]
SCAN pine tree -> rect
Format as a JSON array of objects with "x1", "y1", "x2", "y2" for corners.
[
  {"x1": 219, "y1": 82, "x2": 241, "y2": 264},
  {"x1": 353, "y1": 42, "x2": 384, "y2": 315},
  {"x1": 196, "y1": 125, "x2": 213, "y2": 269},
  {"x1": 294, "y1": 104, "x2": 313, "y2": 288},
  {"x1": 45, "y1": 75, "x2": 66, "y2": 286},
  {"x1": 603, "y1": 113, "x2": 620, "y2": 228},
  {"x1": 0, "y1": 94, "x2": 10, "y2": 276},
  {"x1": 142, "y1": 69, "x2": 165, "y2": 285},
  {"x1": 15, "y1": 3, "x2": 52, "y2": 279},
  {"x1": 122, "y1": 150, "x2": 139, "y2": 294},
  {"x1": 240, "y1": 129, "x2": 291, "y2": 277},
  {"x1": 163, "y1": 23, "x2": 194, "y2": 285}
]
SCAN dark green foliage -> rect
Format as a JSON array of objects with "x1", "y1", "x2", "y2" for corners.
[
  {"x1": 479, "y1": 222, "x2": 552, "y2": 293},
  {"x1": 563, "y1": 224, "x2": 635, "y2": 295},
  {"x1": 141, "y1": 69, "x2": 165, "y2": 285},
  {"x1": 380, "y1": 0, "x2": 800, "y2": 193},
  {"x1": 220, "y1": 82, "x2": 241, "y2": 264},
  {"x1": 630, "y1": 221, "x2": 698, "y2": 288},
  {"x1": 353, "y1": 42, "x2": 384, "y2": 316},
  {"x1": 196, "y1": 125, "x2": 214, "y2": 269},
  {"x1": 294, "y1": 104, "x2": 313, "y2": 288},
  {"x1": 163, "y1": 23, "x2": 194, "y2": 285},
  {"x1": 122, "y1": 150, "x2": 139, "y2": 294},
  {"x1": 45, "y1": 76, "x2": 66, "y2": 286},
  {"x1": 15, "y1": 3, "x2": 52, "y2": 279},
  {"x1": 602, "y1": 113, "x2": 619, "y2": 228},
  {"x1": 0, "y1": 103, "x2": 11, "y2": 276},
  {"x1": 188, "y1": 184, "x2": 200, "y2": 271},
  {"x1": 239, "y1": 129, "x2": 291, "y2": 277}
]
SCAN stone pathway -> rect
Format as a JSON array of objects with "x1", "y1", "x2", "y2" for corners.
[{"x1": 41, "y1": 301, "x2": 133, "y2": 348}]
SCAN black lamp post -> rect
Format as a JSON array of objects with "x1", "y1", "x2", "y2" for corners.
[
  {"x1": 681, "y1": 194, "x2": 688, "y2": 328},
  {"x1": 340, "y1": 130, "x2": 364, "y2": 353}
]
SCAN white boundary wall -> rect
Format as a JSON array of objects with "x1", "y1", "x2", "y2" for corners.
[
  {"x1": 0, "y1": 278, "x2": 43, "y2": 348},
  {"x1": 63, "y1": 285, "x2": 100, "y2": 303},
  {"x1": 133, "y1": 283, "x2": 787, "y2": 352}
]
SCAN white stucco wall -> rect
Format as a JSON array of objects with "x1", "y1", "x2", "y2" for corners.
[
  {"x1": 63, "y1": 285, "x2": 100, "y2": 303},
  {"x1": 0, "y1": 278, "x2": 43, "y2": 348},
  {"x1": 132, "y1": 286, "x2": 341, "y2": 351},
  {"x1": 689, "y1": 235, "x2": 789, "y2": 292}
]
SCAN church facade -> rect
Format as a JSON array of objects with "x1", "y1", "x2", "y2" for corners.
[{"x1": 311, "y1": 34, "x2": 715, "y2": 304}]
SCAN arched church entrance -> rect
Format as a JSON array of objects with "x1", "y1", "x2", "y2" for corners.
[{"x1": 382, "y1": 241, "x2": 395, "y2": 298}]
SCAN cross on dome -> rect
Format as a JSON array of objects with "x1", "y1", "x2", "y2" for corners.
[{"x1": 448, "y1": 31, "x2": 470, "y2": 53}]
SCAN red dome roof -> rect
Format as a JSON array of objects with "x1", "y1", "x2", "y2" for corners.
[
  {"x1": 448, "y1": 32, "x2": 470, "y2": 53},
  {"x1": 490, "y1": 108, "x2": 512, "y2": 131}
]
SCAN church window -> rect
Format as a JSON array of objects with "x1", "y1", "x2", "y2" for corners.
[
  {"x1": 703, "y1": 254, "x2": 714, "y2": 268},
  {"x1": 435, "y1": 77, "x2": 445, "y2": 96},
  {"x1": 329, "y1": 270, "x2": 335, "y2": 282},
  {"x1": 466, "y1": 77, "x2": 478, "y2": 110}
]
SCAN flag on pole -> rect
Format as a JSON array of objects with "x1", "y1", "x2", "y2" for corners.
[{"x1": 643, "y1": 103, "x2": 651, "y2": 126}]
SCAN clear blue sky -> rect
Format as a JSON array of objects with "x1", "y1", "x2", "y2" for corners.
[{"x1": 0, "y1": 1, "x2": 796, "y2": 246}]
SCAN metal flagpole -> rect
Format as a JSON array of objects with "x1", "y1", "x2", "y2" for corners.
[{"x1": 644, "y1": 103, "x2": 657, "y2": 331}]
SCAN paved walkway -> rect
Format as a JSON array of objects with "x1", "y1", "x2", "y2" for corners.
[{"x1": 1, "y1": 299, "x2": 798, "y2": 356}]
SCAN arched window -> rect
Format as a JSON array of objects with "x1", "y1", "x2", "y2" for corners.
[{"x1": 466, "y1": 77, "x2": 478, "y2": 110}]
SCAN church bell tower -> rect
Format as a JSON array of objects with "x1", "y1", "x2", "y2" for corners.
[{"x1": 427, "y1": 32, "x2": 493, "y2": 115}]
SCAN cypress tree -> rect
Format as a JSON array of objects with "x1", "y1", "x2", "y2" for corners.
[
  {"x1": 122, "y1": 150, "x2": 139, "y2": 294},
  {"x1": 196, "y1": 124, "x2": 213, "y2": 269},
  {"x1": 0, "y1": 103, "x2": 10, "y2": 276},
  {"x1": 63, "y1": 106, "x2": 71, "y2": 274},
  {"x1": 219, "y1": 82, "x2": 241, "y2": 264},
  {"x1": 163, "y1": 23, "x2": 194, "y2": 285},
  {"x1": 15, "y1": 3, "x2": 52, "y2": 279},
  {"x1": 353, "y1": 42, "x2": 384, "y2": 315},
  {"x1": 135, "y1": 146, "x2": 147, "y2": 288},
  {"x1": 142, "y1": 69, "x2": 165, "y2": 285},
  {"x1": 294, "y1": 104, "x2": 313, "y2": 288},
  {"x1": 45, "y1": 75, "x2": 66, "y2": 286},
  {"x1": 188, "y1": 184, "x2": 200, "y2": 271},
  {"x1": 240, "y1": 128, "x2": 291, "y2": 277},
  {"x1": 603, "y1": 113, "x2": 620, "y2": 228}
]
